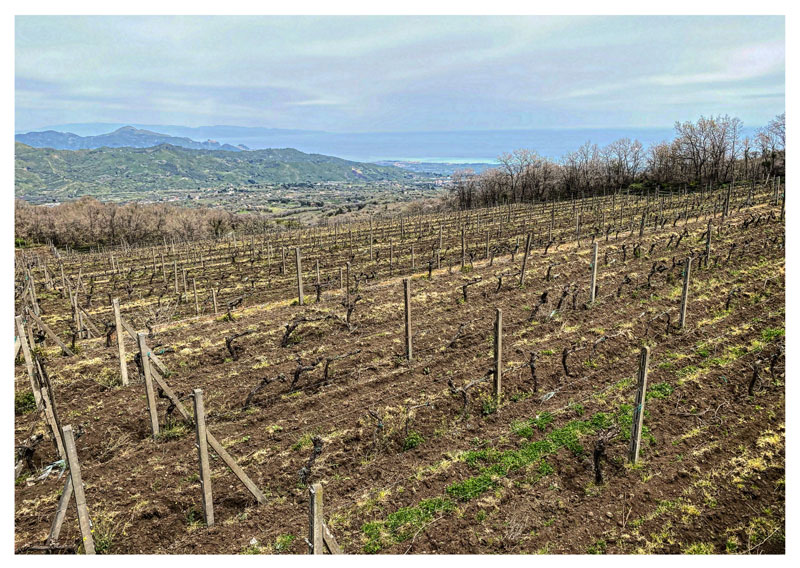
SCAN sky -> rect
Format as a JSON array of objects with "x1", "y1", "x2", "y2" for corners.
[{"x1": 15, "y1": 15, "x2": 785, "y2": 133}]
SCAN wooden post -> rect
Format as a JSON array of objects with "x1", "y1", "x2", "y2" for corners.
[
  {"x1": 112, "y1": 299, "x2": 129, "y2": 386},
  {"x1": 192, "y1": 389, "x2": 214, "y2": 526},
  {"x1": 519, "y1": 233, "x2": 531, "y2": 287},
  {"x1": 493, "y1": 308, "x2": 502, "y2": 403},
  {"x1": 173, "y1": 260, "x2": 179, "y2": 295},
  {"x1": 46, "y1": 474, "x2": 74, "y2": 546},
  {"x1": 149, "y1": 364, "x2": 266, "y2": 503},
  {"x1": 62, "y1": 425, "x2": 95, "y2": 554},
  {"x1": 590, "y1": 242, "x2": 599, "y2": 303},
  {"x1": 345, "y1": 262, "x2": 351, "y2": 307},
  {"x1": 15, "y1": 316, "x2": 42, "y2": 409},
  {"x1": 295, "y1": 247, "x2": 304, "y2": 306},
  {"x1": 461, "y1": 227, "x2": 466, "y2": 269},
  {"x1": 403, "y1": 278, "x2": 413, "y2": 361},
  {"x1": 628, "y1": 347, "x2": 650, "y2": 464},
  {"x1": 212, "y1": 288, "x2": 218, "y2": 314},
  {"x1": 705, "y1": 220, "x2": 712, "y2": 268},
  {"x1": 137, "y1": 333, "x2": 160, "y2": 438},
  {"x1": 308, "y1": 482, "x2": 324, "y2": 554},
  {"x1": 724, "y1": 180, "x2": 732, "y2": 219},
  {"x1": 59, "y1": 264, "x2": 67, "y2": 298},
  {"x1": 27, "y1": 270, "x2": 40, "y2": 315},
  {"x1": 192, "y1": 278, "x2": 199, "y2": 316},
  {"x1": 679, "y1": 257, "x2": 692, "y2": 330},
  {"x1": 36, "y1": 358, "x2": 66, "y2": 460},
  {"x1": 26, "y1": 311, "x2": 74, "y2": 356}
]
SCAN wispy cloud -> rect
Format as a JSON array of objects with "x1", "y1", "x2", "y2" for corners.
[{"x1": 15, "y1": 15, "x2": 785, "y2": 132}]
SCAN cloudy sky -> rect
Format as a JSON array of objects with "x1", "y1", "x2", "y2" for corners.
[{"x1": 15, "y1": 15, "x2": 785, "y2": 132}]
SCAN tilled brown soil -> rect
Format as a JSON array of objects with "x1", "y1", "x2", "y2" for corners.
[{"x1": 14, "y1": 197, "x2": 785, "y2": 554}]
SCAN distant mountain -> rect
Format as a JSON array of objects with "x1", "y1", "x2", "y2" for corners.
[
  {"x1": 15, "y1": 126, "x2": 249, "y2": 152},
  {"x1": 15, "y1": 142, "x2": 417, "y2": 200},
  {"x1": 24, "y1": 123, "x2": 687, "y2": 162}
]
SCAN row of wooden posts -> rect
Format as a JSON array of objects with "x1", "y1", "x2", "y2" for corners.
[
  {"x1": 16, "y1": 303, "x2": 343, "y2": 553},
  {"x1": 17, "y1": 218, "x2": 699, "y2": 553},
  {"x1": 17, "y1": 182, "x2": 746, "y2": 343}
]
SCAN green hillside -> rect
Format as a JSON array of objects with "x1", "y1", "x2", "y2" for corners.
[{"x1": 15, "y1": 142, "x2": 415, "y2": 199}]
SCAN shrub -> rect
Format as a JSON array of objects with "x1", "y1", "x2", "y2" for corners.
[
  {"x1": 15, "y1": 391, "x2": 36, "y2": 415},
  {"x1": 402, "y1": 431, "x2": 424, "y2": 451}
]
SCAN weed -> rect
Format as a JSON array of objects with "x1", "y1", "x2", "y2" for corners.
[
  {"x1": 14, "y1": 391, "x2": 36, "y2": 415},
  {"x1": 587, "y1": 539, "x2": 607, "y2": 554},
  {"x1": 156, "y1": 418, "x2": 188, "y2": 441},
  {"x1": 403, "y1": 431, "x2": 425, "y2": 451},
  {"x1": 683, "y1": 542, "x2": 715, "y2": 554},
  {"x1": 646, "y1": 382, "x2": 674, "y2": 400},
  {"x1": 761, "y1": 327, "x2": 785, "y2": 342},
  {"x1": 274, "y1": 533, "x2": 296, "y2": 552},
  {"x1": 532, "y1": 412, "x2": 554, "y2": 431}
]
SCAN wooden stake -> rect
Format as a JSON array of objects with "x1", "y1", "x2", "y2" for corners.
[
  {"x1": 46, "y1": 474, "x2": 73, "y2": 546},
  {"x1": 628, "y1": 347, "x2": 650, "y2": 464},
  {"x1": 15, "y1": 316, "x2": 42, "y2": 409},
  {"x1": 137, "y1": 333, "x2": 160, "y2": 438},
  {"x1": 36, "y1": 358, "x2": 66, "y2": 460},
  {"x1": 679, "y1": 257, "x2": 692, "y2": 330},
  {"x1": 323, "y1": 523, "x2": 341, "y2": 554},
  {"x1": 519, "y1": 233, "x2": 531, "y2": 287},
  {"x1": 25, "y1": 312, "x2": 74, "y2": 356},
  {"x1": 295, "y1": 246, "x2": 304, "y2": 306},
  {"x1": 192, "y1": 389, "x2": 214, "y2": 526},
  {"x1": 461, "y1": 227, "x2": 466, "y2": 269},
  {"x1": 308, "y1": 482, "x2": 324, "y2": 554},
  {"x1": 345, "y1": 262, "x2": 351, "y2": 307},
  {"x1": 192, "y1": 278, "x2": 199, "y2": 316},
  {"x1": 62, "y1": 425, "x2": 95, "y2": 554},
  {"x1": 112, "y1": 299, "x2": 129, "y2": 386},
  {"x1": 590, "y1": 242, "x2": 599, "y2": 303},
  {"x1": 403, "y1": 278, "x2": 413, "y2": 361},
  {"x1": 145, "y1": 364, "x2": 267, "y2": 503},
  {"x1": 494, "y1": 308, "x2": 502, "y2": 403}
]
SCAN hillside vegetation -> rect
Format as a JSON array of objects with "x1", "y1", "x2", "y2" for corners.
[
  {"x1": 15, "y1": 126, "x2": 247, "y2": 152},
  {"x1": 14, "y1": 142, "x2": 415, "y2": 199}
]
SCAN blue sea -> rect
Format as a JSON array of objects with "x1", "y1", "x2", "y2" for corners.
[
  {"x1": 30, "y1": 123, "x2": 729, "y2": 164},
  {"x1": 202, "y1": 128, "x2": 678, "y2": 164}
]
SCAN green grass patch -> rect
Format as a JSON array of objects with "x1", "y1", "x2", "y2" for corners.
[
  {"x1": 15, "y1": 391, "x2": 36, "y2": 415},
  {"x1": 647, "y1": 382, "x2": 675, "y2": 400},
  {"x1": 761, "y1": 327, "x2": 785, "y2": 342}
]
